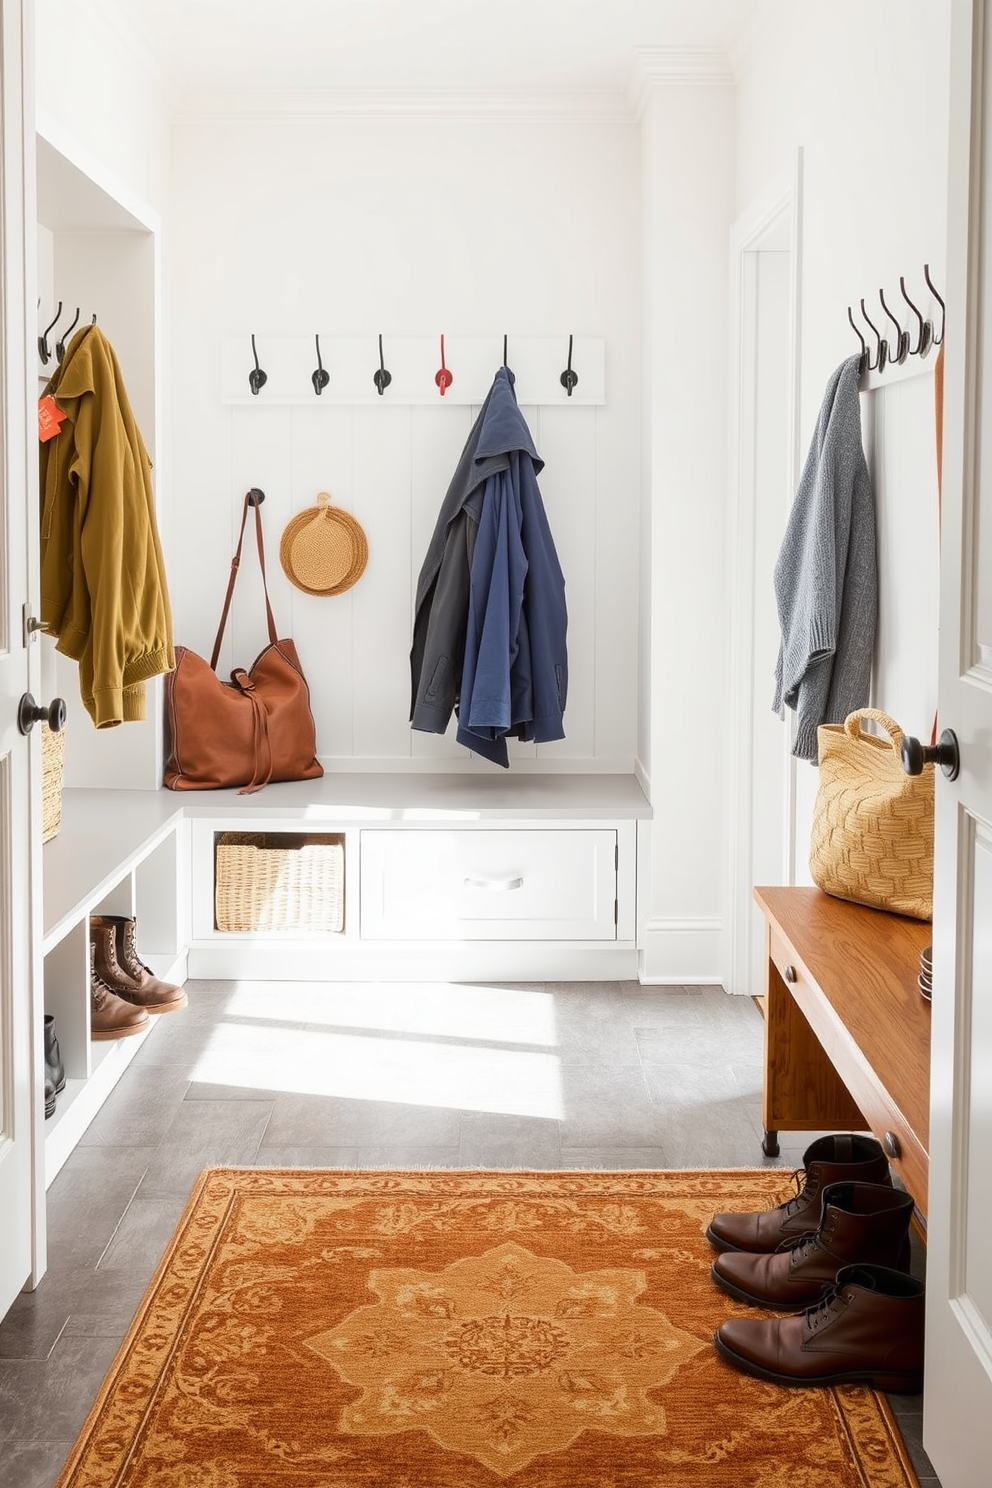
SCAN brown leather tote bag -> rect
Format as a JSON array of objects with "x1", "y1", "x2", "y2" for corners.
[{"x1": 164, "y1": 489, "x2": 322, "y2": 794}]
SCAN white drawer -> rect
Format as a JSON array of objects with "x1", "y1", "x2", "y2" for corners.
[{"x1": 360, "y1": 829, "x2": 618, "y2": 941}]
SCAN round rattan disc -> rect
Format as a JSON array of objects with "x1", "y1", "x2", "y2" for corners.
[{"x1": 279, "y1": 493, "x2": 369, "y2": 596}]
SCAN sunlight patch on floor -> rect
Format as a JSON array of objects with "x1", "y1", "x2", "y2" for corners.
[
  {"x1": 190, "y1": 1020, "x2": 564, "y2": 1117},
  {"x1": 212, "y1": 979, "x2": 559, "y2": 1046}
]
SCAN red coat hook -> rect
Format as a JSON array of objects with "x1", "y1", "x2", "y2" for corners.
[{"x1": 435, "y1": 334, "x2": 453, "y2": 395}]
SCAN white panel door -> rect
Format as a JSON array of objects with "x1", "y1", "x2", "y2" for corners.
[
  {"x1": 924, "y1": 2, "x2": 992, "y2": 1480},
  {"x1": 0, "y1": 0, "x2": 43, "y2": 1319}
]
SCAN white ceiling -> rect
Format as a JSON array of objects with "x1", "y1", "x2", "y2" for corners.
[{"x1": 100, "y1": 0, "x2": 754, "y2": 98}]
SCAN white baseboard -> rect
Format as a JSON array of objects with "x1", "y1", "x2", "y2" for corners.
[
  {"x1": 636, "y1": 916, "x2": 724, "y2": 985},
  {"x1": 187, "y1": 942, "x2": 640, "y2": 984}
]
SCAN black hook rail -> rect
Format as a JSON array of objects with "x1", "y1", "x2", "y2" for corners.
[
  {"x1": 230, "y1": 334, "x2": 590, "y2": 400},
  {"x1": 38, "y1": 302, "x2": 97, "y2": 366},
  {"x1": 848, "y1": 266, "x2": 944, "y2": 381}
]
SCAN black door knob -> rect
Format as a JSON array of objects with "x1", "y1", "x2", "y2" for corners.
[
  {"x1": 901, "y1": 727, "x2": 960, "y2": 781},
  {"x1": 18, "y1": 693, "x2": 66, "y2": 736}
]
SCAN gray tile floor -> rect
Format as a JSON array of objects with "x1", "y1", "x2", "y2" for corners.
[{"x1": 0, "y1": 979, "x2": 940, "y2": 1486}]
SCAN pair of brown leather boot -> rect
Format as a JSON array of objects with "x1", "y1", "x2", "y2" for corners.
[
  {"x1": 707, "y1": 1134, "x2": 925, "y2": 1393},
  {"x1": 89, "y1": 915, "x2": 187, "y2": 1041}
]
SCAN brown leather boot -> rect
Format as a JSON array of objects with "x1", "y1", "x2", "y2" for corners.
[
  {"x1": 90, "y1": 942, "x2": 149, "y2": 1040},
  {"x1": 705, "y1": 1134, "x2": 892, "y2": 1253},
  {"x1": 90, "y1": 916, "x2": 187, "y2": 1014},
  {"x1": 711, "y1": 1181, "x2": 915, "y2": 1309},
  {"x1": 714, "y1": 1263, "x2": 925, "y2": 1393}
]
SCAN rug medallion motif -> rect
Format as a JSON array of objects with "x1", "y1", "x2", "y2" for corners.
[{"x1": 308, "y1": 1238, "x2": 704, "y2": 1474}]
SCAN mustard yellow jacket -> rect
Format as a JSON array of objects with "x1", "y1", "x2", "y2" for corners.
[{"x1": 39, "y1": 325, "x2": 174, "y2": 727}]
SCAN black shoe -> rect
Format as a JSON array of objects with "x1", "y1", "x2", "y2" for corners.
[{"x1": 44, "y1": 1013, "x2": 66, "y2": 1114}]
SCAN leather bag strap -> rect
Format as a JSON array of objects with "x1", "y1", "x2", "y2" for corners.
[
  {"x1": 210, "y1": 490, "x2": 280, "y2": 672},
  {"x1": 231, "y1": 669, "x2": 274, "y2": 794}
]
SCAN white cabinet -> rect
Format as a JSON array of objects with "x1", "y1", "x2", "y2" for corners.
[
  {"x1": 42, "y1": 790, "x2": 188, "y2": 1185},
  {"x1": 184, "y1": 774, "x2": 648, "y2": 982}
]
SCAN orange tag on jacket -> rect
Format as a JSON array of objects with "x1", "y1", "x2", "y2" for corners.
[{"x1": 38, "y1": 394, "x2": 67, "y2": 442}]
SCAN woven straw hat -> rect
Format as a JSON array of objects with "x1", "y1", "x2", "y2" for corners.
[{"x1": 279, "y1": 491, "x2": 368, "y2": 596}]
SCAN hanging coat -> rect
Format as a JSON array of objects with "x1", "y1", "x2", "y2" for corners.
[
  {"x1": 410, "y1": 367, "x2": 567, "y2": 767},
  {"x1": 772, "y1": 354, "x2": 877, "y2": 762},
  {"x1": 39, "y1": 324, "x2": 175, "y2": 727}
]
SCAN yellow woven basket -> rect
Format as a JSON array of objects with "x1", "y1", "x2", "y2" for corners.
[
  {"x1": 809, "y1": 708, "x2": 934, "y2": 921},
  {"x1": 214, "y1": 832, "x2": 345, "y2": 933},
  {"x1": 41, "y1": 721, "x2": 66, "y2": 844}
]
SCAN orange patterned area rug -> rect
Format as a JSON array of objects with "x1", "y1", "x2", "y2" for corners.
[{"x1": 57, "y1": 1168, "x2": 920, "y2": 1488}]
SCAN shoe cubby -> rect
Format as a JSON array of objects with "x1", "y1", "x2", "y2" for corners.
[{"x1": 42, "y1": 789, "x2": 189, "y2": 1187}]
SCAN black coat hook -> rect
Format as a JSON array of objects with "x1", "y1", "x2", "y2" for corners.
[
  {"x1": 55, "y1": 307, "x2": 80, "y2": 364},
  {"x1": 373, "y1": 333, "x2": 392, "y2": 395},
  {"x1": 312, "y1": 334, "x2": 329, "y2": 396},
  {"x1": 246, "y1": 487, "x2": 265, "y2": 506},
  {"x1": 923, "y1": 263, "x2": 945, "y2": 346},
  {"x1": 501, "y1": 334, "x2": 516, "y2": 386},
  {"x1": 860, "y1": 297, "x2": 886, "y2": 373},
  {"x1": 38, "y1": 300, "x2": 62, "y2": 365},
  {"x1": 879, "y1": 286, "x2": 909, "y2": 365},
  {"x1": 248, "y1": 334, "x2": 267, "y2": 395},
  {"x1": 559, "y1": 334, "x2": 579, "y2": 396},
  {"x1": 847, "y1": 306, "x2": 869, "y2": 381},
  {"x1": 899, "y1": 275, "x2": 932, "y2": 357}
]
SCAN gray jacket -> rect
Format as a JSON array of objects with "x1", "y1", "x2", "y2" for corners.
[{"x1": 773, "y1": 354, "x2": 877, "y2": 761}]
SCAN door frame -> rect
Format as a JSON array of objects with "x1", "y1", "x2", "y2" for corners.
[
  {"x1": 724, "y1": 151, "x2": 803, "y2": 996},
  {"x1": 923, "y1": 0, "x2": 992, "y2": 1478},
  {"x1": 0, "y1": 0, "x2": 45, "y2": 1314}
]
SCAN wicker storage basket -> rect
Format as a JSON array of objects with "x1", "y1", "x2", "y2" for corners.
[
  {"x1": 41, "y1": 722, "x2": 66, "y2": 845},
  {"x1": 809, "y1": 708, "x2": 934, "y2": 921},
  {"x1": 214, "y1": 832, "x2": 345, "y2": 933}
]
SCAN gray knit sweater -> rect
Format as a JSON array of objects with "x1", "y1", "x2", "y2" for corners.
[{"x1": 773, "y1": 354, "x2": 877, "y2": 762}]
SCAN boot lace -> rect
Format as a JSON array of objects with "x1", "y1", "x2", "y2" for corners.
[
  {"x1": 805, "y1": 1285, "x2": 851, "y2": 1333},
  {"x1": 775, "y1": 1229, "x2": 822, "y2": 1260},
  {"x1": 776, "y1": 1168, "x2": 817, "y2": 1216}
]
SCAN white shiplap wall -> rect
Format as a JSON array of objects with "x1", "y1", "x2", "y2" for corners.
[
  {"x1": 213, "y1": 396, "x2": 625, "y2": 771},
  {"x1": 164, "y1": 109, "x2": 642, "y2": 776}
]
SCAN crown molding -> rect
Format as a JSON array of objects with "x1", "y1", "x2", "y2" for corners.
[
  {"x1": 177, "y1": 85, "x2": 636, "y2": 125},
  {"x1": 625, "y1": 46, "x2": 734, "y2": 119}
]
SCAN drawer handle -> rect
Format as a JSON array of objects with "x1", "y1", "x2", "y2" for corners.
[
  {"x1": 883, "y1": 1131, "x2": 902, "y2": 1160},
  {"x1": 463, "y1": 875, "x2": 524, "y2": 891},
  {"x1": 783, "y1": 964, "x2": 798, "y2": 984}
]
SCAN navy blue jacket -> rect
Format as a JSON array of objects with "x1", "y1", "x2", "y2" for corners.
[{"x1": 410, "y1": 368, "x2": 568, "y2": 767}]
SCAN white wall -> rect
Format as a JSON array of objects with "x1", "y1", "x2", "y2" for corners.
[
  {"x1": 637, "y1": 71, "x2": 736, "y2": 982},
  {"x1": 34, "y1": 2, "x2": 172, "y2": 789},
  {"x1": 164, "y1": 109, "x2": 642, "y2": 771},
  {"x1": 733, "y1": 0, "x2": 949, "y2": 912},
  {"x1": 34, "y1": 0, "x2": 171, "y2": 214}
]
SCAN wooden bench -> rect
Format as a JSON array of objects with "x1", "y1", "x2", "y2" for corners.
[{"x1": 753, "y1": 886, "x2": 932, "y2": 1217}]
